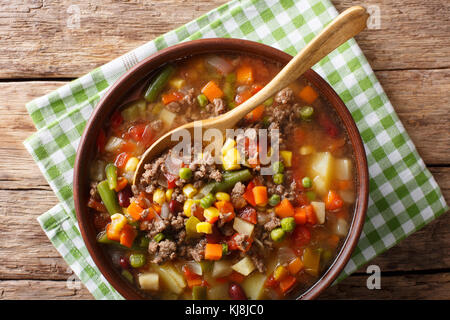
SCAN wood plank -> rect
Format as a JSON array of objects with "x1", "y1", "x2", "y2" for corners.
[
  {"x1": 0, "y1": 167, "x2": 447, "y2": 280},
  {"x1": 0, "y1": 0, "x2": 448, "y2": 79},
  {"x1": 320, "y1": 273, "x2": 450, "y2": 300},
  {"x1": 0, "y1": 280, "x2": 93, "y2": 300}
]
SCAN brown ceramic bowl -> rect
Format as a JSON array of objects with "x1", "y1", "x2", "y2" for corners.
[{"x1": 74, "y1": 38, "x2": 369, "y2": 300}]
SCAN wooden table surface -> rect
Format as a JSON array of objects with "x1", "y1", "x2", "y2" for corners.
[{"x1": 0, "y1": 0, "x2": 448, "y2": 300}]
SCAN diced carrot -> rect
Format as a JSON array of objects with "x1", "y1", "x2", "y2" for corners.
[
  {"x1": 151, "y1": 203, "x2": 162, "y2": 214},
  {"x1": 228, "y1": 271, "x2": 245, "y2": 283},
  {"x1": 119, "y1": 224, "x2": 137, "y2": 248},
  {"x1": 114, "y1": 177, "x2": 128, "y2": 192},
  {"x1": 236, "y1": 65, "x2": 254, "y2": 84},
  {"x1": 127, "y1": 202, "x2": 143, "y2": 221},
  {"x1": 201, "y1": 80, "x2": 224, "y2": 102},
  {"x1": 205, "y1": 243, "x2": 223, "y2": 260},
  {"x1": 294, "y1": 207, "x2": 307, "y2": 225},
  {"x1": 182, "y1": 265, "x2": 204, "y2": 288},
  {"x1": 305, "y1": 204, "x2": 317, "y2": 225},
  {"x1": 252, "y1": 186, "x2": 268, "y2": 206},
  {"x1": 214, "y1": 201, "x2": 235, "y2": 223},
  {"x1": 288, "y1": 257, "x2": 304, "y2": 275},
  {"x1": 106, "y1": 223, "x2": 121, "y2": 241},
  {"x1": 279, "y1": 275, "x2": 297, "y2": 294},
  {"x1": 275, "y1": 199, "x2": 295, "y2": 218},
  {"x1": 325, "y1": 190, "x2": 344, "y2": 210},
  {"x1": 161, "y1": 91, "x2": 184, "y2": 105},
  {"x1": 298, "y1": 85, "x2": 318, "y2": 104},
  {"x1": 337, "y1": 180, "x2": 352, "y2": 190},
  {"x1": 245, "y1": 105, "x2": 265, "y2": 122}
]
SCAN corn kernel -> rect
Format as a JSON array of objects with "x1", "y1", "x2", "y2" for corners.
[
  {"x1": 110, "y1": 213, "x2": 127, "y2": 233},
  {"x1": 273, "y1": 265, "x2": 288, "y2": 281},
  {"x1": 183, "y1": 184, "x2": 197, "y2": 198},
  {"x1": 183, "y1": 199, "x2": 196, "y2": 217},
  {"x1": 280, "y1": 151, "x2": 293, "y2": 167},
  {"x1": 196, "y1": 222, "x2": 213, "y2": 234},
  {"x1": 203, "y1": 207, "x2": 220, "y2": 223},
  {"x1": 153, "y1": 188, "x2": 166, "y2": 205},
  {"x1": 125, "y1": 157, "x2": 139, "y2": 172},
  {"x1": 222, "y1": 148, "x2": 241, "y2": 171},
  {"x1": 299, "y1": 145, "x2": 315, "y2": 155},
  {"x1": 169, "y1": 78, "x2": 185, "y2": 89},
  {"x1": 215, "y1": 192, "x2": 231, "y2": 202},
  {"x1": 221, "y1": 138, "x2": 236, "y2": 155},
  {"x1": 165, "y1": 188, "x2": 174, "y2": 202}
]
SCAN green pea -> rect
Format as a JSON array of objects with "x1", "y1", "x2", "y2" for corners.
[
  {"x1": 197, "y1": 94, "x2": 208, "y2": 108},
  {"x1": 273, "y1": 173, "x2": 284, "y2": 185},
  {"x1": 306, "y1": 191, "x2": 316, "y2": 201},
  {"x1": 268, "y1": 194, "x2": 281, "y2": 206},
  {"x1": 222, "y1": 243, "x2": 229, "y2": 256},
  {"x1": 200, "y1": 193, "x2": 215, "y2": 209},
  {"x1": 263, "y1": 97, "x2": 274, "y2": 107},
  {"x1": 153, "y1": 233, "x2": 165, "y2": 243},
  {"x1": 299, "y1": 106, "x2": 314, "y2": 120},
  {"x1": 121, "y1": 269, "x2": 134, "y2": 283},
  {"x1": 281, "y1": 217, "x2": 296, "y2": 233},
  {"x1": 129, "y1": 253, "x2": 146, "y2": 268},
  {"x1": 179, "y1": 167, "x2": 193, "y2": 180},
  {"x1": 272, "y1": 161, "x2": 284, "y2": 174},
  {"x1": 302, "y1": 176, "x2": 312, "y2": 188},
  {"x1": 270, "y1": 228, "x2": 286, "y2": 242}
]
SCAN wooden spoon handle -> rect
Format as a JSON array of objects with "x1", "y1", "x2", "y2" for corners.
[{"x1": 223, "y1": 6, "x2": 368, "y2": 126}]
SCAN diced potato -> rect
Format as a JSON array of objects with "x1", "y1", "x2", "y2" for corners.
[
  {"x1": 311, "y1": 201, "x2": 326, "y2": 224},
  {"x1": 222, "y1": 148, "x2": 241, "y2": 171},
  {"x1": 169, "y1": 78, "x2": 185, "y2": 89},
  {"x1": 207, "y1": 282, "x2": 229, "y2": 300},
  {"x1": 89, "y1": 160, "x2": 106, "y2": 181},
  {"x1": 335, "y1": 158, "x2": 352, "y2": 180},
  {"x1": 212, "y1": 260, "x2": 233, "y2": 278},
  {"x1": 159, "y1": 108, "x2": 176, "y2": 127},
  {"x1": 310, "y1": 152, "x2": 333, "y2": 180},
  {"x1": 138, "y1": 273, "x2": 159, "y2": 291},
  {"x1": 312, "y1": 175, "x2": 327, "y2": 196},
  {"x1": 339, "y1": 189, "x2": 355, "y2": 204},
  {"x1": 104, "y1": 136, "x2": 124, "y2": 153},
  {"x1": 161, "y1": 263, "x2": 186, "y2": 290},
  {"x1": 232, "y1": 256, "x2": 255, "y2": 276},
  {"x1": 334, "y1": 218, "x2": 349, "y2": 237},
  {"x1": 241, "y1": 272, "x2": 267, "y2": 300},
  {"x1": 153, "y1": 264, "x2": 183, "y2": 294},
  {"x1": 221, "y1": 138, "x2": 236, "y2": 155},
  {"x1": 280, "y1": 150, "x2": 293, "y2": 167},
  {"x1": 233, "y1": 217, "x2": 254, "y2": 236}
]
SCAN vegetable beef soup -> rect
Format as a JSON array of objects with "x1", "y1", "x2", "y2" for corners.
[{"x1": 88, "y1": 53, "x2": 356, "y2": 300}]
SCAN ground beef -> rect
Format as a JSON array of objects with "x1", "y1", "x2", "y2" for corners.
[
  {"x1": 205, "y1": 98, "x2": 227, "y2": 116},
  {"x1": 89, "y1": 182, "x2": 100, "y2": 201},
  {"x1": 231, "y1": 182, "x2": 247, "y2": 209},
  {"x1": 185, "y1": 238, "x2": 207, "y2": 262},
  {"x1": 263, "y1": 212, "x2": 281, "y2": 232},
  {"x1": 274, "y1": 87, "x2": 294, "y2": 105},
  {"x1": 148, "y1": 239, "x2": 177, "y2": 264},
  {"x1": 150, "y1": 119, "x2": 163, "y2": 131}
]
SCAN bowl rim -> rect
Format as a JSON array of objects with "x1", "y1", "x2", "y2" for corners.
[{"x1": 74, "y1": 38, "x2": 369, "y2": 300}]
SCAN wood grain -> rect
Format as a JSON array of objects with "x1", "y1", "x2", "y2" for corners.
[
  {"x1": 0, "y1": 280, "x2": 93, "y2": 300},
  {"x1": 0, "y1": 0, "x2": 449, "y2": 78}
]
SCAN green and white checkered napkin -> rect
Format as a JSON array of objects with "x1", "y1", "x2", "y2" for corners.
[{"x1": 24, "y1": 0, "x2": 448, "y2": 299}]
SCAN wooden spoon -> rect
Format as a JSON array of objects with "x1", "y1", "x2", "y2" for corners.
[{"x1": 133, "y1": 6, "x2": 368, "y2": 185}]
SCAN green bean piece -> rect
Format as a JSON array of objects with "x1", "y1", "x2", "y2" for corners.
[
  {"x1": 281, "y1": 217, "x2": 296, "y2": 233},
  {"x1": 268, "y1": 194, "x2": 281, "y2": 206},
  {"x1": 153, "y1": 232, "x2": 165, "y2": 243},
  {"x1": 200, "y1": 193, "x2": 216, "y2": 209},
  {"x1": 222, "y1": 243, "x2": 229, "y2": 256},
  {"x1": 270, "y1": 228, "x2": 286, "y2": 242},
  {"x1": 144, "y1": 65, "x2": 175, "y2": 102},
  {"x1": 197, "y1": 94, "x2": 208, "y2": 108},
  {"x1": 262, "y1": 116, "x2": 270, "y2": 127},
  {"x1": 97, "y1": 180, "x2": 121, "y2": 215},
  {"x1": 299, "y1": 106, "x2": 314, "y2": 121},
  {"x1": 272, "y1": 161, "x2": 284, "y2": 174},
  {"x1": 179, "y1": 167, "x2": 193, "y2": 180},
  {"x1": 214, "y1": 169, "x2": 253, "y2": 192},
  {"x1": 273, "y1": 173, "x2": 284, "y2": 185},
  {"x1": 223, "y1": 73, "x2": 236, "y2": 106},
  {"x1": 105, "y1": 163, "x2": 118, "y2": 190},
  {"x1": 192, "y1": 286, "x2": 207, "y2": 300},
  {"x1": 121, "y1": 269, "x2": 134, "y2": 283},
  {"x1": 138, "y1": 236, "x2": 150, "y2": 248},
  {"x1": 263, "y1": 97, "x2": 274, "y2": 107},
  {"x1": 302, "y1": 176, "x2": 312, "y2": 188},
  {"x1": 306, "y1": 191, "x2": 316, "y2": 201},
  {"x1": 200, "y1": 260, "x2": 213, "y2": 273},
  {"x1": 129, "y1": 253, "x2": 146, "y2": 268}
]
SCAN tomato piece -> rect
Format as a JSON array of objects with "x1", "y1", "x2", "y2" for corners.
[
  {"x1": 128, "y1": 123, "x2": 147, "y2": 141},
  {"x1": 97, "y1": 129, "x2": 106, "y2": 153},
  {"x1": 110, "y1": 111, "x2": 123, "y2": 129},
  {"x1": 251, "y1": 84, "x2": 263, "y2": 94},
  {"x1": 114, "y1": 152, "x2": 130, "y2": 169},
  {"x1": 140, "y1": 125, "x2": 155, "y2": 148},
  {"x1": 227, "y1": 233, "x2": 253, "y2": 252},
  {"x1": 235, "y1": 89, "x2": 253, "y2": 105},
  {"x1": 292, "y1": 225, "x2": 311, "y2": 247},
  {"x1": 318, "y1": 113, "x2": 339, "y2": 138},
  {"x1": 242, "y1": 181, "x2": 256, "y2": 207},
  {"x1": 325, "y1": 190, "x2": 344, "y2": 211},
  {"x1": 164, "y1": 172, "x2": 178, "y2": 189},
  {"x1": 238, "y1": 206, "x2": 257, "y2": 224}
]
